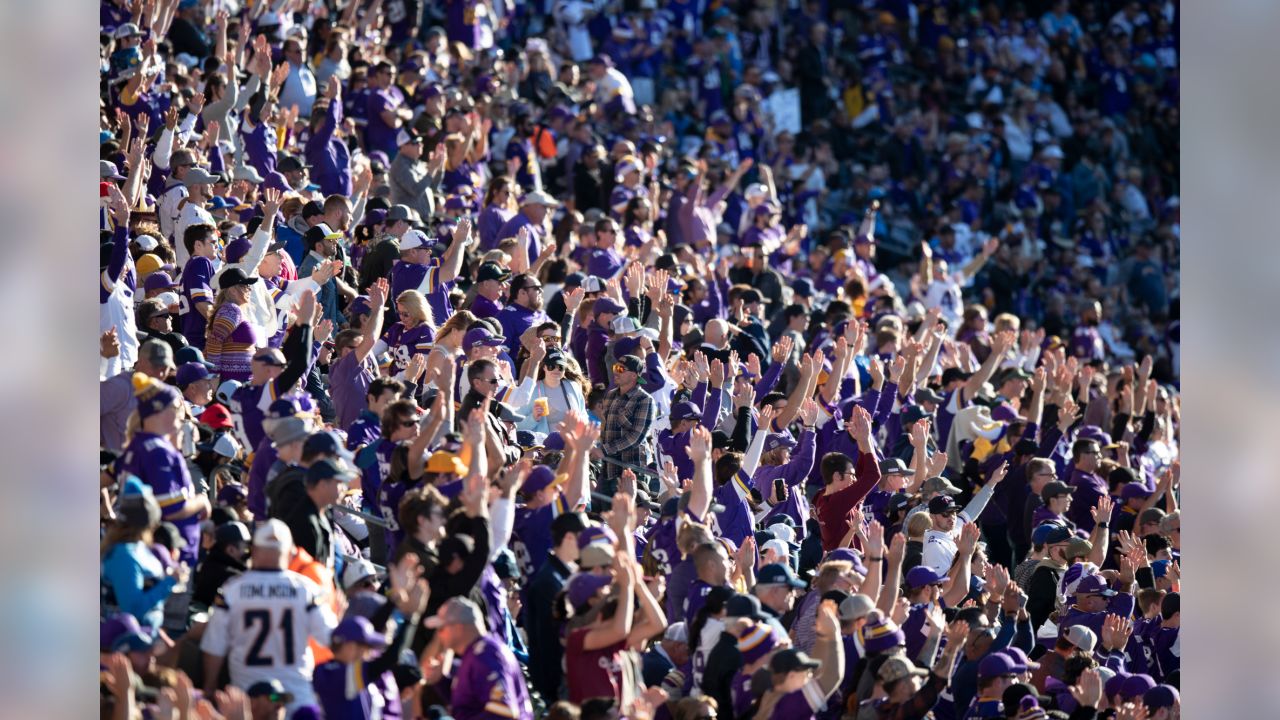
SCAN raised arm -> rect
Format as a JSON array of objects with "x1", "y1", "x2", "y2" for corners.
[
  {"x1": 963, "y1": 330, "x2": 1015, "y2": 405},
  {"x1": 686, "y1": 426, "x2": 713, "y2": 520},
  {"x1": 773, "y1": 351, "x2": 820, "y2": 431},
  {"x1": 438, "y1": 218, "x2": 472, "y2": 284},
  {"x1": 354, "y1": 278, "x2": 389, "y2": 364}
]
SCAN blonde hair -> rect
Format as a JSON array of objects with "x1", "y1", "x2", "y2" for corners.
[
  {"x1": 395, "y1": 290, "x2": 434, "y2": 328},
  {"x1": 906, "y1": 512, "x2": 933, "y2": 539},
  {"x1": 676, "y1": 520, "x2": 714, "y2": 555}
]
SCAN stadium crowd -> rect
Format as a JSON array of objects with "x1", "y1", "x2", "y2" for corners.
[{"x1": 98, "y1": 0, "x2": 1181, "y2": 718}]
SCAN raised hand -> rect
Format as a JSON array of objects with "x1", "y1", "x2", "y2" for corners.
[
  {"x1": 733, "y1": 382, "x2": 756, "y2": 411},
  {"x1": 926, "y1": 451, "x2": 949, "y2": 477},
  {"x1": 865, "y1": 519, "x2": 885, "y2": 556},
  {"x1": 908, "y1": 418, "x2": 930, "y2": 449},
  {"x1": 958, "y1": 521, "x2": 981, "y2": 555},
  {"x1": 799, "y1": 398, "x2": 820, "y2": 427},
  {"x1": 888, "y1": 355, "x2": 907, "y2": 384},
  {"x1": 815, "y1": 599, "x2": 841, "y2": 638},
  {"x1": 944, "y1": 619, "x2": 971, "y2": 649},
  {"x1": 757, "y1": 402, "x2": 778, "y2": 434},
  {"x1": 708, "y1": 358, "x2": 725, "y2": 388},
  {"x1": 1092, "y1": 495, "x2": 1115, "y2": 527},
  {"x1": 1069, "y1": 668, "x2": 1103, "y2": 709},
  {"x1": 868, "y1": 356, "x2": 885, "y2": 387},
  {"x1": 771, "y1": 335, "x2": 793, "y2": 365},
  {"x1": 888, "y1": 532, "x2": 907, "y2": 566},
  {"x1": 849, "y1": 405, "x2": 873, "y2": 445},
  {"x1": 1058, "y1": 397, "x2": 1081, "y2": 432},
  {"x1": 688, "y1": 425, "x2": 712, "y2": 463},
  {"x1": 989, "y1": 461, "x2": 1010, "y2": 486}
]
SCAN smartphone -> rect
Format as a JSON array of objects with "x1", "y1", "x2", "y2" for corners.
[{"x1": 773, "y1": 478, "x2": 786, "y2": 504}]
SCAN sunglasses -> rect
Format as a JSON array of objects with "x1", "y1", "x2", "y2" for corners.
[
  {"x1": 480, "y1": 377, "x2": 500, "y2": 384},
  {"x1": 400, "y1": 417, "x2": 422, "y2": 428}
]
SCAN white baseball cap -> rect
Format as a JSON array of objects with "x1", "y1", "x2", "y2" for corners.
[
  {"x1": 744, "y1": 183, "x2": 769, "y2": 200},
  {"x1": 156, "y1": 291, "x2": 180, "y2": 309},
  {"x1": 663, "y1": 622, "x2": 688, "y2": 643},
  {"x1": 252, "y1": 519, "x2": 293, "y2": 550},
  {"x1": 134, "y1": 234, "x2": 159, "y2": 251},
  {"x1": 342, "y1": 558, "x2": 381, "y2": 591},
  {"x1": 400, "y1": 229, "x2": 431, "y2": 251},
  {"x1": 216, "y1": 379, "x2": 241, "y2": 405},
  {"x1": 761, "y1": 538, "x2": 789, "y2": 558}
]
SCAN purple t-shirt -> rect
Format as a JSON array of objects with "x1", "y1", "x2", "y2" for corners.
[
  {"x1": 329, "y1": 351, "x2": 377, "y2": 431},
  {"x1": 768, "y1": 682, "x2": 827, "y2": 720},
  {"x1": 587, "y1": 247, "x2": 626, "y2": 280},
  {"x1": 180, "y1": 256, "x2": 216, "y2": 349},
  {"x1": 470, "y1": 293, "x2": 503, "y2": 320},
  {"x1": 118, "y1": 432, "x2": 200, "y2": 566}
]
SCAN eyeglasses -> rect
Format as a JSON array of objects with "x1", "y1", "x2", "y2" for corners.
[
  {"x1": 1036, "y1": 472, "x2": 1058, "y2": 479},
  {"x1": 481, "y1": 377, "x2": 500, "y2": 384},
  {"x1": 522, "y1": 284, "x2": 544, "y2": 292},
  {"x1": 541, "y1": 335, "x2": 562, "y2": 344},
  {"x1": 400, "y1": 417, "x2": 421, "y2": 428}
]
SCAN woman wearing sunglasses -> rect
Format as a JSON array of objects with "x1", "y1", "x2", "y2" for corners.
[{"x1": 506, "y1": 340, "x2": 587, "y2": 437}]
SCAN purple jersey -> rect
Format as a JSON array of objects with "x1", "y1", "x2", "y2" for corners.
[
  {"x1": 1069, "y1": 325, "x2": 1105, "y2": 362},
  {"x1": 644, "y1": 516, "x2": 680, "y2": 575},
  {"x1": 684, "y1": 580, "x2": 724, "y2": 626},
  {"x1": 373, "y1": 441, "x2": 406, "y2": 550},
  {"x1": 365, "y1": 88, "x2": 402, "y2": 160},
  {"x1": 329, "y1": 350, "x2": 378, "y2": 430},
  {"x1": 229, "y1": 380, "x2": 281, "y2": 453},
  {"x1": 449, "y1": 634, "x2": 534, "y2": 720},
  {"x1": 381, "y1": 322, "x2": 435, "y2": 375},
  {"x1": 713, "y1": 472, "x2": 755, "y2": 546},
  {"x1": 180, "y1": 256, "x2": 216, "y2": 349},
  {"x1": 312, "y1": 659, "x2": 402, "y2": 719},
  {"x1": 587, "y1": 247, "x2": 626, "y2": 280},
  {"x1": 768, "y1": 682, "x2": 828, "y2": 720},
  {"x1": 511, "y1": 494, "x2": 567, "y2": 577},
  {"x1": 389, "y1": 260, "x2": 454, "y2": 325},
  {"x1": 118, "y1": 432, "x2": 201, "y2": 566}
]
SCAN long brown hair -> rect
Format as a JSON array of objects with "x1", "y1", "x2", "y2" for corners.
[
  {"x1": 205, "y1": 286, "x2": 247, "y2": 344},
  {"x1": 100, "y1": 522, "x2": 153, "y2": 560}
]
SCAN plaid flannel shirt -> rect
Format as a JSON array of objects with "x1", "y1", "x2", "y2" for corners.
[{"x1": 600, "y1": 384, "x2": 657, "y2": 486}]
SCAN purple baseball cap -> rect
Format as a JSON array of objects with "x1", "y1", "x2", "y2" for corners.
[
  {"x1": 176, "y1": 361, "x2": 213, "y2": 388},
  {"x1": 1076, "y1": 425, "x2": 1112, "y2": 446},
  {"x1": 543, "y1": 432, "x2": 565, "y2": 452},
  {"x1": 331, "y1": 616, "x2": 387, "y2": 647},
  {"x1": 990, "y1": 402, "x2": 1019, "y2": 423},
  {"x1": 1120, "y1": 483, "x2": 1152, "y2": 501},
  {"x1": 362, "y1": 208, "x2": 388, "y2": 226},
  {"x1": 998, "y1": 647, "x2": 1040, "y2": 673},
  {"x1": 519, "y1": 465, "x2": 558, "y2": 497},
  {"x1": 347, "y1": 295, "x2": 373, "y2": 320},
  {"x1": 905, "y1": 566, "x2": 948, "y2": 589},
  {"x1": 463, "y1": 327, "x2": 505, "y2": 351},
  {"x1": 671, "y1": 401, "x2": 700, "y2": 422},
  {"x1": 143, "y1": 271, "x2": 180, "y2": 294},
  {"x1": 1104, "y1": 671, "x2": 1132, "y2": 700},
  {"x1": 860, "y1": 613, "x2": 906, "y2": 654},
  {"x1": 566, "y1": 572, "x2": 613, "y2": 609},
  {"x1": 1143, "y1": 684, "x2": 1179, "y2": 710},
  {"x1": 763, "y1": 433, "x2": 797, "y2": 453},
  {"x1": 977, "y1": 652, "x2": 1019, "y2": 679},
  {"x1": 224, "y1": 237, "x2": 253, "y2": 264},
  {"x1": 217, "y1": 482, "x2": 248, "y2": 505},
  {"x1": 1074, "y1": 574, "x2": 1118, "y2": 598},
  {"x1": 1120, "y1": 674, "x2": 1157, "y2": 700},
  {"x1": 577, "y1": 525, "x2": 618, "y2": 552},
  {"x1": 823, "y1": 548, "x2": 868, "y2": 576},
  {"x1": 592, "y1": 297, "x2": 627, "y2": 317}
]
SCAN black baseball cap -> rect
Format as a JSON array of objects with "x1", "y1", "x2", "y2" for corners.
[
  {"x1": 928, "y1": 495, "x2": 959, "y2": 514},
  {"x1": 246, "y1": 679, "x2": 294, "y2": 703},
  {"x1": 476, "y1": 261, "x2": 512, "y2": 283},
  {"x1": 770, "y1": 648, "x2": 821, "y2": 674}
]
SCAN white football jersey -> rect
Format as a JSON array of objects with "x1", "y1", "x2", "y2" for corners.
[{"x1": 200, "y1": 568, "x2": 336, "y2": 708}]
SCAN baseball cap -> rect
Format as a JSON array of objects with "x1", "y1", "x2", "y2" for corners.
[
  {"x1": 999, "y1": 647, "x2": 1041, "y2": 672},
  {"x1": 307, "y1": 458, "x2": 356, "y2": 485},
  {"x1": 770, "y1": 648, "x2": 821, "y2": 674},
  {"x1": 521, "y1": 190, "x2": 560, "y2": 207},
  {"x1": 566, "y1": 572, "x2": 613, "y2": 610},
  {"x1": 921, "y1": 476, "x2": 961, "y2": 496},
  {"x1": 1143, "y1": 685, "x2": 1180, "y2": 710},
  {"x1": 215, "y1": 379, "x2": 241, "y2": 405},
  {"x1": 519, "y1": 465, "x2": 559, "y2": 497},
  {"x1": 664, "y1": 622, "x2": 689, "y2": 643},
  {"x1": 215, "y1": 483, "x2": 248, "y2": 506},
  {"x1": 878, "y1": 656, "x2": 929, "y2": 684},
  {"x1": 726, "y1": 593, "x2": 765, "y2": 620},
  {"x1": 1064, "y1": 624, "x2": 1097, "y2": 653},
  {"x1": 399, "y1": 228, "x2": 431, "y2": 251},
  {"x1": 543, "y1": 432, "x2": 565, "y2": 452},
  {"x1": 1120, "y1": 483, "x2": 1152, "y2": 501},
  {"x1": 196, "y1": 432, "x2": 242, "y2": 459},
  {"x1": 593, "y1": 297, "x2": 627, "y2": 317},
  {"x1": 1074, "y1": 574, "x2": 1117, "y2": 598},
  {"x1": 838, "y1": 593, "x2": 875, "y2": 622},
  {"x1": 218, "y1": 266, "x2": 259, "y2": 288},
  {"x1": 132, "y1": 373, "x2": 181, "y2": 419},
  {"x1": 139, "y1": 339, "x2": 176, "y2": 370},
  {"x1": 860, "y1": 612, "x2": 906, "y2": 654},
  {"x1": 978, "y1": 652, "x2": 1020, "y2": 679},
  {"x1": 756, "y1": 563, "x2": 806, "y2": 589},
  {"x1": 901, "y1": 405, "x2": 932, "y2": 425},
  {"x1": 463, "y1": 327, "x2": 505, "y2": 351},
  {"x1": 764, "y1": 433, "x2": 798, "y2": 453},
  {"x1": 614, "y1": 354, "x2": 645, "y2": 374},
  {"x1": 175, "y1": 361, "x2": 212, "y2": 388},
  {"x1": 232, "y1": 164, "x2": 265, "y2": 183},
  {"x1": 905, "y1": 565, "x2": 948, "y2": 589},
  {"x1": 425, "y1": 597, "x2": 484, "y2": 629},
  {"x1": 332, "y1": 615, "x2": 388, "y2": 647},
  {"x1": 252, "y1": 519, "x2": 293, "y2": 550},
  {"x1": 879, "y1": 458, "x2": 910, "y2": 475},
  {"x1": 342, "y1": 558, "x2": 382, "y2": 591},
  {"x1": 1039, "y1": 523, "x2": 1074, "y2": 545},
  {"x1": 277, "y1": 156, "x2": 310, "y2": 174},
  {"x1": 303, "y1": 430, "x2": 355, "y2": 463},
  {"x1": 246, "y1": 679, "x2": 294, "y2": 704},
  {"x1": 476, "y1": 261, "x2": 512, "y2": 283},
  {"x1": 928, "y1": 495, "x2": 959, "y2": 514},
  {"x1": 386, "y1": 204, "x2": 417, "y2": 223},
  {"x1": 1064, "y1": 537, "x2": 1094, "y2": 560},
  {"x1": 1040, "y1": 480, "x2": 1072, "y2": 501},
  {"x1": 1120, "y1": 674, "x2": 1157, "y2": 700},
  {"x1": 214, "y1": 521, "x2": 251, "y2": 547}
]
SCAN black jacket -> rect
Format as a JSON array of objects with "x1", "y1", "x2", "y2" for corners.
[
  {"x1": 192, "y1": 550, "x2": 247, "y2": 608},
  {"x1": 525, "y1": 553, "x2": 573, "y2": 700},
  {"x1": 266, "y1": 465, "x2": 308, "y2": 520},
  {"x1": 281, "y1": 495, "x2": 335, "y2": 568}
]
